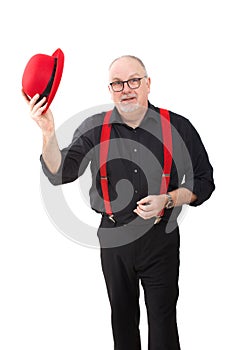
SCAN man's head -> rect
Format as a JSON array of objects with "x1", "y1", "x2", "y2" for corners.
[{"x1": 108, "y1": 55, "x2": 151, "y2": 115}]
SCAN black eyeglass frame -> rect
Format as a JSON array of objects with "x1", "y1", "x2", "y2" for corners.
[{"x1": 109, "y1": 76, "x2": 147, "y2": 92}]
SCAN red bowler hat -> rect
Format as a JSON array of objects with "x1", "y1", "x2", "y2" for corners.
[{"x1": 22, "y1": 48, "x2": 64, "y2": 112}]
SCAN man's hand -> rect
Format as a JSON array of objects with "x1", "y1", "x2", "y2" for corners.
[
  {"x1": 22, "y1": 91, "x2": 55, "y2": 137},
  {"x1": 22, "y1": 90, "x2": 61, "y2": 174},
  {"x1": 134, "y1": 189, "x2": 198, "y2": 220},
  {"x1": 133, "y1": 195, "x2": 167, "y2": 220}
]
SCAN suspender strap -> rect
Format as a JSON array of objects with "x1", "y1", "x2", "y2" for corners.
[
  {"x1": 99, "y1": 108, "x2": 173, "y2": 222},
  {"x1": 99, "y1": 110, "x2": 113, "y2": 218},
  {"x1": 158, "y1": 108, "x2": 173, "y2": 217}
]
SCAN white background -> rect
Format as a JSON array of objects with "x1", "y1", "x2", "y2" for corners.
[{"x1": 0, "y1": 0, "x2": 232, "y2": 349}]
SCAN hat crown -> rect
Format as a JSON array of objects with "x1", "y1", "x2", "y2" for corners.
[
  {"x1": 22, "y1": 48, "x2": 64, "y2": 112},
  {"x1": 22, "y1": 53, "x2": 56, "y2": 97}
]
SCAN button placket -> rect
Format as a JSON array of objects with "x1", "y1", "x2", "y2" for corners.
[{"x1": 131, "y1": 129, "x2": 140, "y2": 200}]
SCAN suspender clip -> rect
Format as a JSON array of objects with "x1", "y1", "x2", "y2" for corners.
[
  {"x1": 108, "y1": 215, "x2": 116, "y2": 223},
  {"x1": 154, "y1": 216, "x2": 162, "y2": 224}
]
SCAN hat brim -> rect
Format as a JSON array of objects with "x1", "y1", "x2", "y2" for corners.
[{"x1": 44, "y1": 48, "x2": 64, "y2": 112}]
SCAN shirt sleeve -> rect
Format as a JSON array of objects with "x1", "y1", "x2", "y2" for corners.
[{"x1": 179, "y1": 118, "x2": 215, "y2": 206}]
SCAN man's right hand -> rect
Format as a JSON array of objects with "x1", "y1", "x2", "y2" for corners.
[
  {"x1": 22, "y1": 90, "x2": 62, "y2": 174},
  {"x1": 22, "y1": 91, "x2": 55, "y2": 137}
]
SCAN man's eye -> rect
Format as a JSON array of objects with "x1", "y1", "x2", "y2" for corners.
[
  {"x1": 130, "y1": 78, "x2": 139, "y2": 83},
  {"x1": 113, "y1": 81, "x2": 123, "y2": 86}
]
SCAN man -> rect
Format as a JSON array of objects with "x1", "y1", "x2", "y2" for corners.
[{"x1": 23, "y1": 55, "x2": 215, "y2": 349}]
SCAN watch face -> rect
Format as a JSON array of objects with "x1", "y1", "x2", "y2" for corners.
[{"x1": 166, "y1": 197, "x2": 174, "y2": 209}]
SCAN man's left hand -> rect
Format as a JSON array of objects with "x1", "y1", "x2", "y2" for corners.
[{"x1": 133, "y1": 195, "x2": 167, "y2": 220}]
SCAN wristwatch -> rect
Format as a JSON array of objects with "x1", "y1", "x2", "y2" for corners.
[{"x1": 165, "y1": 193, "x2": 174, "y2": 209}]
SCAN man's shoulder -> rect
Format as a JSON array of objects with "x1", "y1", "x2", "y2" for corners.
[
  {"x1": 149, "y1": 102, "x2": 192, "y2": 128},
  {"x1": 169, "y1": 110, "x2": 191, "y2": 128},
  {"x1": 82, "y1": 110, "x2": 109, "y2": 126},
  {"x1": 75, "y1": 108, "x2": 113, "y2": 134}
]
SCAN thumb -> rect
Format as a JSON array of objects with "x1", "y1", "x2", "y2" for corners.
[{"x1": 137, "y1": 196, "x2": 151, "y2": 205}]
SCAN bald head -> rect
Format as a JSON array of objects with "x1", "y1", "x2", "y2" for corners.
[{"x1": 109, "y1": 55, "x2": 148, "y2": 76}]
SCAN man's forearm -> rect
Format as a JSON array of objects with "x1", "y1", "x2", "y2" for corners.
[
  {"x1": 169, "y1": 187, "x2": 197, "y2": 207},
  {"x1": 42, "y1": 132, "x2": 62, "y2": 174}
]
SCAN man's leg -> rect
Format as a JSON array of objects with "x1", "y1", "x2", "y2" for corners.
[
  {"x1": 100, "y1": 242, "x2": 141, "y2": 350},
  {"x1": 137, "y1": 223, "x2": 181, "y2": 350}
]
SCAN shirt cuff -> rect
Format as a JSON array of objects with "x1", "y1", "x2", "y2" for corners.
[{"x1": 40, "y1": 155, "x2": 64, "y2": 185}]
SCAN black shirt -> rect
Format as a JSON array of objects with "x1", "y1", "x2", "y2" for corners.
[{"x1": 41, "y1": 102, "x2": 215, "y2": 225}]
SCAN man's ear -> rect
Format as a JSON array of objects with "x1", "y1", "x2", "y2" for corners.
[
  {"x1": 147, "y1": 77, "x2": 151, "y2": 93},
  {"x1": 108, "y1": 84, "x2": 114, "y2": 100}
]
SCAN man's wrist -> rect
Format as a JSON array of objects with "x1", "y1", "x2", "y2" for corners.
[
  {"x1": 164, "y1": 193, "x2": 175, "y2": 209},
  {"x1": 43, "y1": 129, "x2": 55, "y2": 140}
]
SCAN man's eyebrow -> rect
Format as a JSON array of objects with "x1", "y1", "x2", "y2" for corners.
[{"x1": 111, "y1": 73, "x2": 141, "y2": 81}]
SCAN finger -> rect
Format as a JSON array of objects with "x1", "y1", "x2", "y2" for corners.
[
  {"x1": 31, "y1": 103, "x2": 48, "y2": 120},
  {"x1": 133, "y1": 208, "x2": 151, "y2": 220},
  {"x1": 133, "y1": 208, "x2": 143, "y2": 217},
  {"x1": 133, "y1": 209, "x2": 140, "y2": 217},
  {"x1": 136, "y1": 196, "x2": 151, "y2": 205},
  {"x1": 34, "y1": 97, "x2": 47, "y2": 109},
  {"x1": 135, "y1": 206, "x2": 151, "y2": 217},
  {"x1": 138, "y1": 203, "x2": 153, "y2": 211},
  {"x1": 29, "y1": 93, "x2": 41, "y2": 110},
  {"x1": 31, "y1": 97, "x2": 47, "y2": 114}
]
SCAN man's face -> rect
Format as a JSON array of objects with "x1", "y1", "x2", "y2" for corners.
[{"x1": 108, "y1": 57, "x2": 151, "y2": 114}]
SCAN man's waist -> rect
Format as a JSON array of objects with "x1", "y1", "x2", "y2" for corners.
[{"x1": 100, "y1": 207, "x2": 181, "y2": 228}]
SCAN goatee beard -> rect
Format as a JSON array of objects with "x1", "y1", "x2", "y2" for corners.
[{"x1": 118, "y1": 102, "x2": 139, "y2": 113}]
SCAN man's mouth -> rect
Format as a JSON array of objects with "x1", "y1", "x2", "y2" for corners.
[{"x1": 120, "y1": 94, "x2": 137, "y2": 103}]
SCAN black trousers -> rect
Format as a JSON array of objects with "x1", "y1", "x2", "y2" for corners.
[{"x1": 100, "y1": 221, "x2": 181, "y2": 350}]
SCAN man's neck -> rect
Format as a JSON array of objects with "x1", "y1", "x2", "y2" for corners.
[{"x1": 118, "y1": 105, "x2": 148, "y2": 129}]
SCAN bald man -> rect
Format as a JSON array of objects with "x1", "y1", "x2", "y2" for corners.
[{"x1": 23, "y1": 55, "x2": 215, "y2": 350}]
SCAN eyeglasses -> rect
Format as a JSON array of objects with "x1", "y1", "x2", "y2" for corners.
[{"x1": 109, "y1": 76, "x2": 147, "y2": 92}]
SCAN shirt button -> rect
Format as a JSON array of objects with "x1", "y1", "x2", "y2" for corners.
[
  {"x1": 133, "y1": 148, "x2": 137, "y2": 152},
  {"x1": 134, "y1": 169, "x2": 138, "y2": 173},
  {"x1": 135, "y1": 189, "x2": 138, "y2": 193}
]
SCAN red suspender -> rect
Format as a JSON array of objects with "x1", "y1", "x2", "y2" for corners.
[
  {"x1": 99, "y1": 108, "x2": 173, "y2": 222},
  {"x1": 158, "y1": 108, "x2": 173, "y2": 218},
  {"x1": 99, "y1": 110, "x2": 114, "y2": 219}
]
